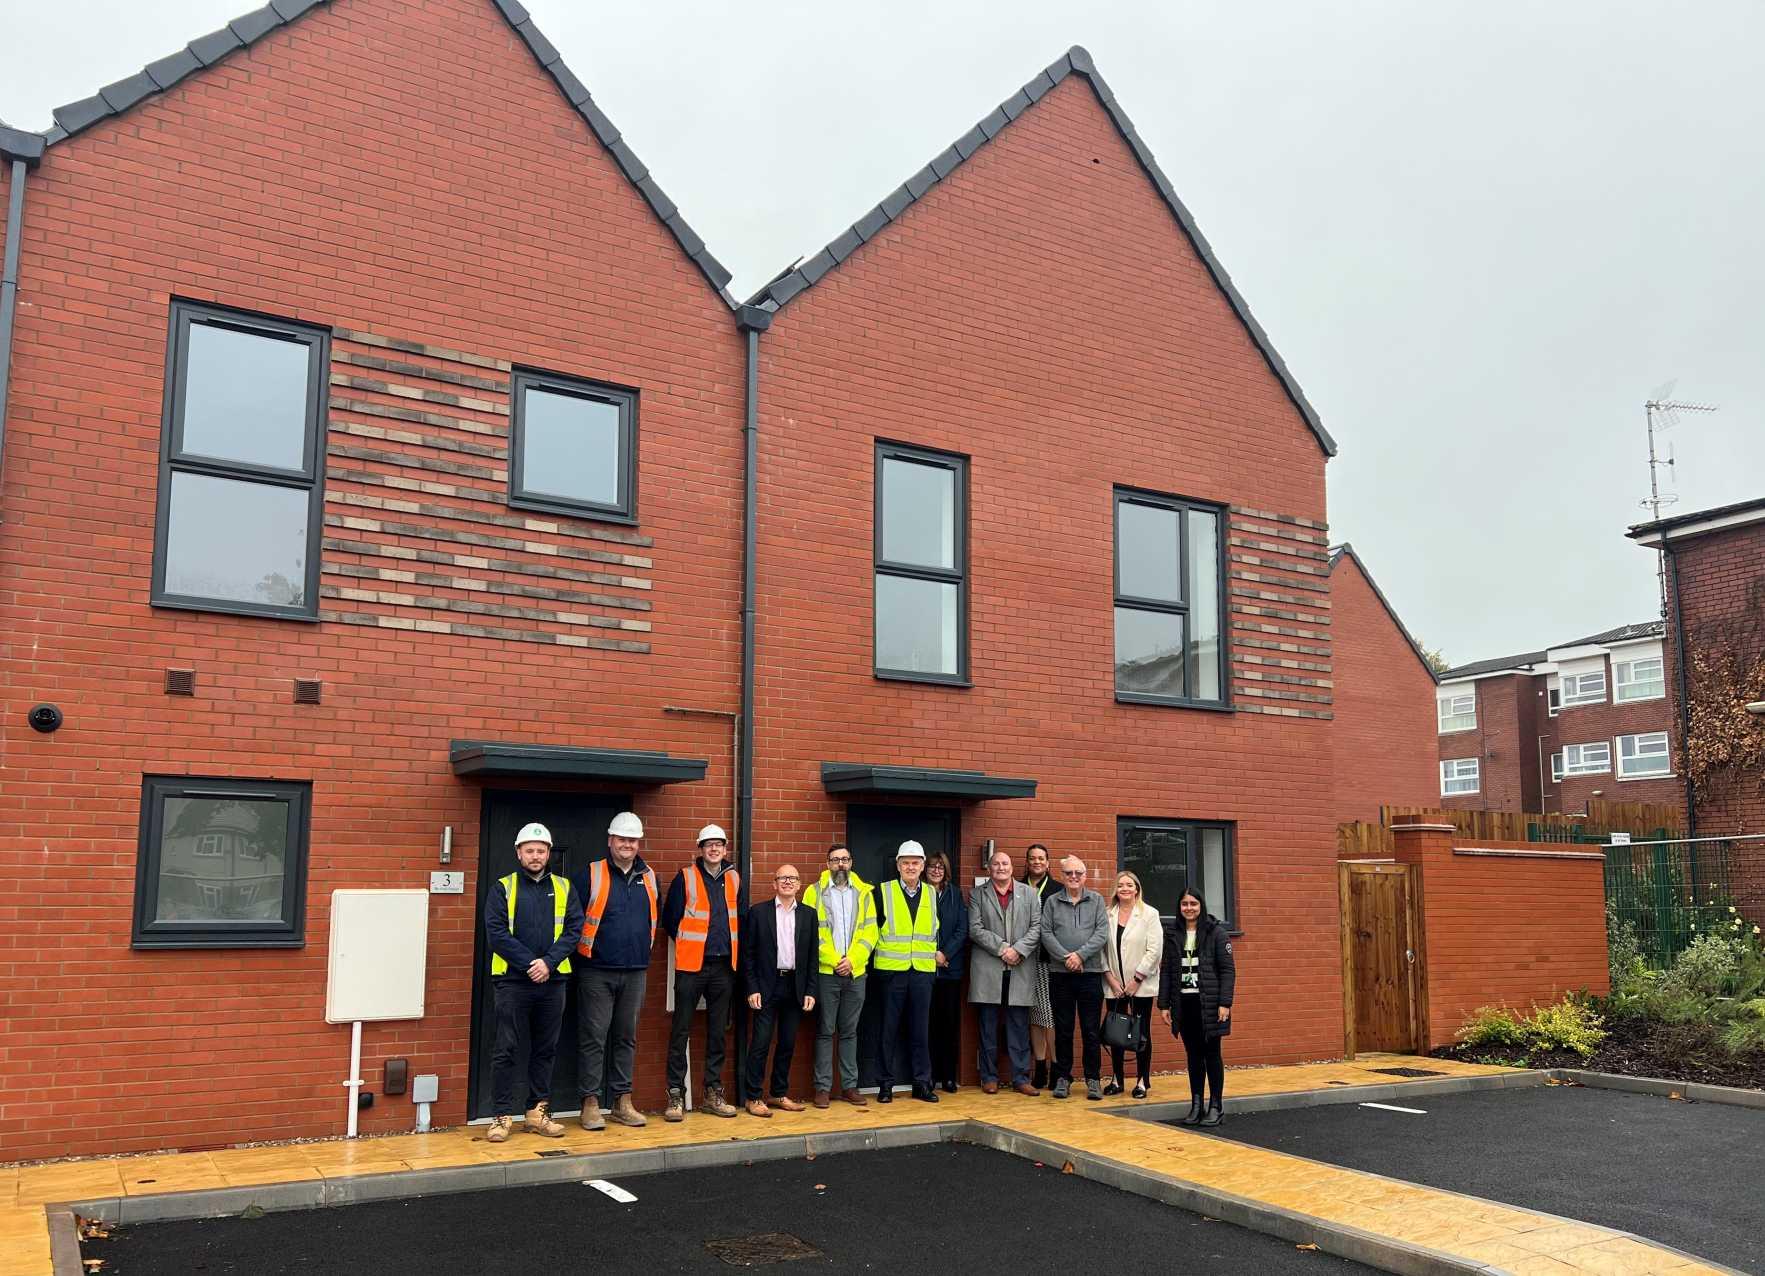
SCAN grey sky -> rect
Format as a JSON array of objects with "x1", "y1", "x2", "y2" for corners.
[{"x1": 5, "y1": 0, "x2": 1761, "y2": 666}]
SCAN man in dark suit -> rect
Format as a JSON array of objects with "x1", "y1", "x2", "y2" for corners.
[{"x1": 741, "y1": 863, "x2": 819, "y2": 1117}]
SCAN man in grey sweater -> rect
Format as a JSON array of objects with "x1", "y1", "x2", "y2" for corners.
[{"x1": 1040, "y1": 855, "x2": 1111, "y2": 1100}]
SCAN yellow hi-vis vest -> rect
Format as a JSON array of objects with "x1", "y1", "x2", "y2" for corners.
[
  {"x1": 489, "y1": 872, "x2": 571, "y2": 975},
  {"x1": 803, "y1": 871, "x2": 879, "y2": 976},
  {"x1": 873, "y1": 880, "x2": 937, "y2": 972}
]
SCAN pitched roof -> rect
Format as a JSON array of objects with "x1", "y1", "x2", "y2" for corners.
[
  {"x1": 1436, "y1": 618, "x2": 1664, "y2": 682},
  {"x1": 17, "y1": 0, "x2": 735, "y2": 305},
  {"x1": 748, "y1": 46, "x2": 1336, "y2": 459},
  {"x1": 1328, "y1": 544, "x2": 1436, "y2": 683},
  {"x1": 1628, "y1": 495, "x2": 1765, "y2": 544}
]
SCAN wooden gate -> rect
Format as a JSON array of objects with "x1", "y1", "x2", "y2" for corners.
[{"x1": 1338, "y1": 861, "x2": 1428, "y2": 1056}]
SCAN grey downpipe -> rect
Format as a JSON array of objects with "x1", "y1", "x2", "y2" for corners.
[
  {"x1": 1666, "y1": 541, "x2": 1697, "y2": 835},
  {"x1": 0, "y1": 157, "x2": 32, "y2": 510}
]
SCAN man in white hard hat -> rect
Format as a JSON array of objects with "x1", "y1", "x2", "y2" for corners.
[
  {"x1": 872, "y1": 840, "x2": 940, "y2": 1104},
  {"x1": 570, "y1": 811, "x2": 658, "y2": 1131},
  {"x1": 482, "y1": 823, "x2": 584, "y2": 1143},
  {"x1": 659, "y1": 822, "x2": 741, "y2": 1121}
]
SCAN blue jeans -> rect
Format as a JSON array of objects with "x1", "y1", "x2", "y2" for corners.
[
  {"x1": 877, "y1": 968, "x2": 933, "y2": 1090},
  {"x1": 976, "y1": 1000, "x2": 1031, "y2": 1086}
]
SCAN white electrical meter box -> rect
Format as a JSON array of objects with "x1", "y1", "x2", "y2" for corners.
[{"x1": 326, "y1": 889, "x2": 429, "y2": 1024}]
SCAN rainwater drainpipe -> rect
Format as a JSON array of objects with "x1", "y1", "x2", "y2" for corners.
[
  {"x1": 732, "y1": 303, "x2": 771, "y2": 1099},
  {"x1": 1665, "y1": 540, "x2": 1697, "y2": 836},
  {"x1": 0, "y1": 128, "x2": 47, "y2": 510}
]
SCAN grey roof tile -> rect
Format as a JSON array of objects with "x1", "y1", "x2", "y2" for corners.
[
  {"x1": 798, "y1": 249, "x2": 837, "y2": 285},
  {"x1": 826, "y1": 227, "x2": 863, "y2": 263},
  {"x1": 607, "y1": 138, "x2": 647, "y2": 182},
  {"x1": 547, "y1": 63, "x2": 593, "y2": 107},
  {"x1": 270, "y1": 0, "x2": 326, "y2": 19},
  {"x1": 51, "y1": 95, "x2": 111, "y2": 135},
  {"x1": 99, "y1": 72, "x2": 160, "y2": 114},
  {"x1": 663, "y1": 214, "x2": 704, "y2": 258},
  {"x1": 576, "y1": 99, "x2": 621, "y2": 146},
  {"x1": 227, "y1": 6, "x2": 282, "y2": 44},
  {"x1": 491, "y1": 0, "x2": 530, "y2": 22},
  {"x1": 187, "y1": 27, "x2": 245, "y2": 66},
  {"x1": 0, "y1": 123, "x2": 48, "y2": 163},
  {"x1": 852, "y1": 205, "x2": 889, "y2": 242},
  {"x1": 513, "y1": 20, "x2": 560, "y2": 67},
  {"x1": 144, "y1": 49, "x2": 203, "y2": 91},
  {"x1": 744, "y1": 45, "x2": 1336, "y2": 456},
  {"x1": 635, "y1": 176, "x2": 676, "y2": 221}
]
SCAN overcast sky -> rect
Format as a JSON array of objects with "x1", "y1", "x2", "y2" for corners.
[{"x1": 4, "y1": 1, "x2": 1761, "y2": 666}]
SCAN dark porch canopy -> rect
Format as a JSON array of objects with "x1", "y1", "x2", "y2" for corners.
[
  {"x1": 819, "y1": 762, "x2": 1036, "y2": 801},
  {"x1": 450, "y1": 741, "x2": 707, "y2": 785}
]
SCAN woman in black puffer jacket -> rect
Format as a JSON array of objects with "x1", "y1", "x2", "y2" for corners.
[{"x1": 1157, "y1": 887, "x2": 1235, "y2": 1127}]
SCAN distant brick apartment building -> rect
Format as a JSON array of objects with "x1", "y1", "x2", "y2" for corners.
[
  {"x1": 0, "y1": 0, "x2": 1370, "y2": 1159},
  {"x1": 1434, "y1": 622, "x2": 1682, "y2": 818},
  {"x1": 1630, "y1": 496, "x2": 1765, "y2": 839},
  {"x1": 1327, "y1": 545, "x2": 1437, "y2": 822}
]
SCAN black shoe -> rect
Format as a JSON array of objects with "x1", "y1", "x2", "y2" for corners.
[
  {"x1": 1102, "y1": 1078, "x2": 1123, "y2": 1097},
  {"x1": 876, "y1": 1087, "x2": 893, "y2": 1104},
  {"x1": 940, "y1": 1080, "x2": 958, "y2": 1094},
  {"x1": 1179, "y1": 1097, "x2": 1204, "y2": 1125},
  {"x1": 1199, "y1": 1103, "x2": 1224, "y2": 1128},
  {"x1": 1032, "y1": 1061, "x2": 1048, "y2": 1090},
  {"x1": 912, "y1": 1085, "x2": 939, "y2": 1104},
  {"x1": 1132, "y1": 1080, "x2": 1148, "y2": 1100}
]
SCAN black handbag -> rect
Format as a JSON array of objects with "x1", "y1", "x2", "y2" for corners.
[{"x1": 1101, "y1": 1000, "x2": 1145, "y2": 1053}]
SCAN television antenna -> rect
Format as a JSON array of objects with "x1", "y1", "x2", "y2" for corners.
[{"x1": 1641, "y1": 382, "x2": 1717, "y2": 614}]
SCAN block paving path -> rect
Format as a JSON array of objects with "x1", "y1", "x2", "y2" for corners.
[{"x1": 0, "y1": 1055, "x2": 1732, "y2": 1275}]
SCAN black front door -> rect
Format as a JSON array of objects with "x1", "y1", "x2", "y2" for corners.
[
  {"x1": 844, "y1": 804, "x2": 959, "y2": 1087},
  {"x1": 468, "y1": 790, "x2": 629, "y2": 1119}
]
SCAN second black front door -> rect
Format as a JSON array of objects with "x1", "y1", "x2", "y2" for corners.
[{"x1": 844, "y1": 804, "x2": 959, "y2": 1087}]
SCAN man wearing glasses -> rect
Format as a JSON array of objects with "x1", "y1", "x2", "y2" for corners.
[
  {"x1": 1040, "y1": 855, "x2": 1111, "y2": 1100},
  {"x1": 740, "y1": 864, "x2": 819, "y2": 1116},
  {"x1": 801, "y1": 843, "x2": 878, "y2": 1108}
]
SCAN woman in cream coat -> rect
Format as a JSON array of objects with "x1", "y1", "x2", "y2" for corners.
[{"x1": 1101, "y1": 871, "x2": 1163, "y2": 1097}]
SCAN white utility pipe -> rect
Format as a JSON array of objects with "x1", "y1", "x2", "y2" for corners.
[
  {"x1": 415, "y1": 1102, "x2": 431, "y2": 1133},
  {"x1": 344, "y1": 1020, "x2": 363, "y2": 1137}
]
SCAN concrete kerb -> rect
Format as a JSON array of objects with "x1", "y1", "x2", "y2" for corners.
[
  {"x1": 45, "y1": 1206, "x2": 82, "y2": 1276},
  {"x1": 1113, "y1": 1068, "x2": 1545, "y2": 1125},
  {"x1": 1552, "y1": 1067, "x2": 1765, "y2": 1109}
]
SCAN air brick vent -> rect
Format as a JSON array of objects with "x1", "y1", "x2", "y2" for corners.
[
  {"x1": 293, "y1": 678, "x2": 323, "y2": 705},
  {"x1": 165, "y1": 668, "x2": 195, "y2": 696}
]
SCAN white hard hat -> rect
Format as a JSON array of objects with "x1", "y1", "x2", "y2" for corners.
[
  {"x1": 697, "y1": 824, "x2": 728, "y2": 845},
  {"x1": 514, "y1": 822, "x2": 553, "y2": 848},
  {"x1": 896, "y1": 840, "x2": 926, "y2": 860},
  {"x1": 607, "y1": 811, "x2": 644, "y2": 839}
]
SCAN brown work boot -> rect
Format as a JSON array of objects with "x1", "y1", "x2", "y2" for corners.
[
  {"x1": 840, "y1": 1088, "x2": 868, "y2": 1107},
  {"x1": 1013, "y1": 1080, "x2": 1040, "y2": 1097},
  {"x1": 769, "y1": 1094, "x2": 805, "y2": 1112},
  {"x1": 702, "y1": 1085, "x2": 739, "y2": 1118},
  {"x1": 524, "y1": 1101, "x2": 565, "y2": 1138},
  {"x1": 745, "y1": 1098, "x2": 772, "y2": 1118},
  {"x1": 486, "y1": 1115, "x2": 514, "y2": 1143},
  {"x1": 579, "y1": 1098, "x2": 606, "y2": 1131},
  {"x1": 609, "y1": 1094, "x2": 646, "y2": 1127},
  {"x1": 813, "y1": 1090, "x2": 831, "y2": 1109},
  {"x1": 664, "y1": 1088, "x2": 686, "y2": 1123},
  {"x1": 981, "y1": 1080, "x2": 999, "y2": 1095}
]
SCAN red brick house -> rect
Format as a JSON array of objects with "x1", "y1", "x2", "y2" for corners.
[
  {"x1": 1434, "y1": 622, "x2": 1682, "y2": 819},
  {"x1": 0, "y1": 0, "x2": 1351, "y2": 1158},
  {"x1": 1629, "y1": 496, "x2": 1765, "y2": 841},
  {"x1": 1327, "y1": 544, "x2": 1437, "y2": 823}
]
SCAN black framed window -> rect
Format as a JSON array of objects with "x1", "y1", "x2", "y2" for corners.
[
  {"x1": 153, "y1": 301, "x2": 328, "y2": 619},
  {"x1": 874, "y1": 441, "x2": 968, "y2": 683},
  {"x1": 1113, "y1": 488, "x2": 1226, "y2": 706},
  {"x1": 1118, "y1": 817, "x2": 1236, "y2": 929},
  {"x1": 132, "y1": 776, "x2": 311, "y2": 948},
  {"x1": 509, "y1": 369, "x2": 638, "y2": 523}
]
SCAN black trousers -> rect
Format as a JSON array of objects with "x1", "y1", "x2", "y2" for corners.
[
  {"x1": 929, "y1": 979, "x2": 964, "y2": 1084},
  {"x1": 1107, "y1": 995, "x2": 1155, "y2": 1083},
  {"x1": 1048, "y1": 970, "x2": 1103, "y2": 1083},
  {"x1": 1177, "y1": 994, "x2": 1225, "y2": 1103},
  {"x1": 746, "y1": 981, "x2": 805, "y2": 1098},
  {"x1": 491, "y1": 977, "x2": 566, "y2": 1116},
  {"x1": 668, "y1": 957, "x2": 734, "y2": 1092},
  {"x1": 877, "y1": 969, "x2": 933, "y2": 1089}
]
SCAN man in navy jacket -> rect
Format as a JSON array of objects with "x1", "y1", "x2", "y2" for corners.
[{"x1": 740, "y1": 863, "x2": 818, "y2": 1116}]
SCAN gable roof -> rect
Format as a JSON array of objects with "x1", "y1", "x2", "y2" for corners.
[
  {"x1": 15, "y1": 0, "x2": 735, "y2": 306},
  {"x1": 1328, "y1": 544, "x2": 1436, "y2": 683},
  {"x1": 748, "y1": 45, "x2": 1336, "y2": 459}
]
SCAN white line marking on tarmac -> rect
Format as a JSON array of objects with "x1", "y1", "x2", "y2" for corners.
[
  {"x1": 584, "y1": 1179, "x2": 638, "y2": 1202},
  {"x1": 1359, "y1": 1102, "x2": 1427, "y2": 1114}
]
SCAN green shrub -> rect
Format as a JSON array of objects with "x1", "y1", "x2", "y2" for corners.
[
  {"x1": 1720, "y1": 1002, "x2": 1765, "y2": 1055},
  {"x1": 1458, "y1": 1006, "x2": 1529, "y2": 1049},
  {"x1": 1666, "y1": 932, "x2": 1743, "y2": 998},
  {"x1": 1527, "y1": 997, "x2": 1606, "y2": 1059},
  {"x1": 1606, "y1": 902, "x2": 1642, "y2": 985}
]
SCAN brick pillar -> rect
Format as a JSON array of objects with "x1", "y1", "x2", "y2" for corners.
[
  {"x1": 1389, "y1": 823, "x2": 1455, "y2": 870},
  {"x1": 1388, "y1": 823, "x2": 1454, "y2": 1046}
]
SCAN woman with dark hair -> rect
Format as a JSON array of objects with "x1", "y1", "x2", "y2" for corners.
[
  {"x1": 925, "y1": 852, "x2": 968, "y2": 1093},
  {"x1": 1157, "y1": 887, "x2": 1234, "y2": 1127},
  {"x1": 1022, "y1": 844, "x2": 1059, "y2": 1089}
]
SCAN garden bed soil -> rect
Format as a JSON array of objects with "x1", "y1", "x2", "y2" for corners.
[{"x1": 1434, "y1": 1017, "x2": 1765, "y2": 1090}]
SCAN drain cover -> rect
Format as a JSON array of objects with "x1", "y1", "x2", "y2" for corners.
[
  {"x1": 704, "y1": 1232, "x2": 822, "y2": 1267},
  {"x1": 1368, "y1": 1066, "x2": 1445, "y2": 1078}
]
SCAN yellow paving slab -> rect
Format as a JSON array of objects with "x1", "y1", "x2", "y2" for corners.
[{"x1": 0, "y1": 1055, "x2": 1734, "y2": 1276}]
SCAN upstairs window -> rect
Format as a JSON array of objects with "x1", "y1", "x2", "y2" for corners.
[
  {"x1": 1118, "y1": 818, "x2": 1236, "y2": 929},
  {"x1": 874, "y1": 442, "x2": 967, "y2": 683},
  {"x1": 1615, "y1": 656, "x2": 1665, "y2": 703},
  {"x1": 153, "y1": 302, "x2": 328, "y2": 618},
  {"x1": 1437, "y1": 691, "x2": 1476, "y2": 733},
  {"x1": 1560, "y1": 670, "x2": 1607, "y2": 707},
  {"x1": 1560, "y1": 742, "x2": 1611, "y2": 776},
  {"x1": 1440, "y1": 758, "x2": 1480, "y2": 796},
  {"x1": 509, "y1": 370, "x2": 638, "y2": 523},
  {"x1": 1113, "y1": 489, "x2": 1226, "y2": 706},
  {"x1": 1547, "y1": 685, "x2": 1561, "y2": 717},
  {"x1": 1617, "y1": 732, "x2": 1672, "y2": 779}
]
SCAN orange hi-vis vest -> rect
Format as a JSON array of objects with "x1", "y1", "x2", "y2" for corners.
[
  {"x1": 577, "y1": 859, "x2": 658, "y2": 959},
  {"x1": 675, "y1": 863, "x2": 741, "y2": 972}
]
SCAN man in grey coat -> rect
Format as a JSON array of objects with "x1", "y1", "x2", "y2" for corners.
[
  {"x1": 967, "y1": 848, "x2": 1042, "y2": 1095},
  {"x1": 1041, "y1": 855, "x2": 1111, "y2": 1100}
]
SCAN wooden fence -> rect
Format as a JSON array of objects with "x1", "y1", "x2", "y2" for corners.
[{"x1": 1338, "y1": 799, "x2": 1684, "y2": 859}]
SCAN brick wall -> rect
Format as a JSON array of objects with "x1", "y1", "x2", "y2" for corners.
[
  {"x1": 1390, "y1": 826, "x2": 1609, "y2": 1047},
  {"x1": 0, "y1": 0, "x2": 744, "y2": 1160},
  {"x1": 1329, "y1": 551, "x2": 1435, "y2": 823},
  {"x1": 1437, "y1": 675, "x2": 1533, "y2": 811},
  {"x1": 1543, "y1": 683, "x2": 1682, "y2": 817},
  {"x1": 753, "y1": 73, "x2": 1342, "y2": 1075}
]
